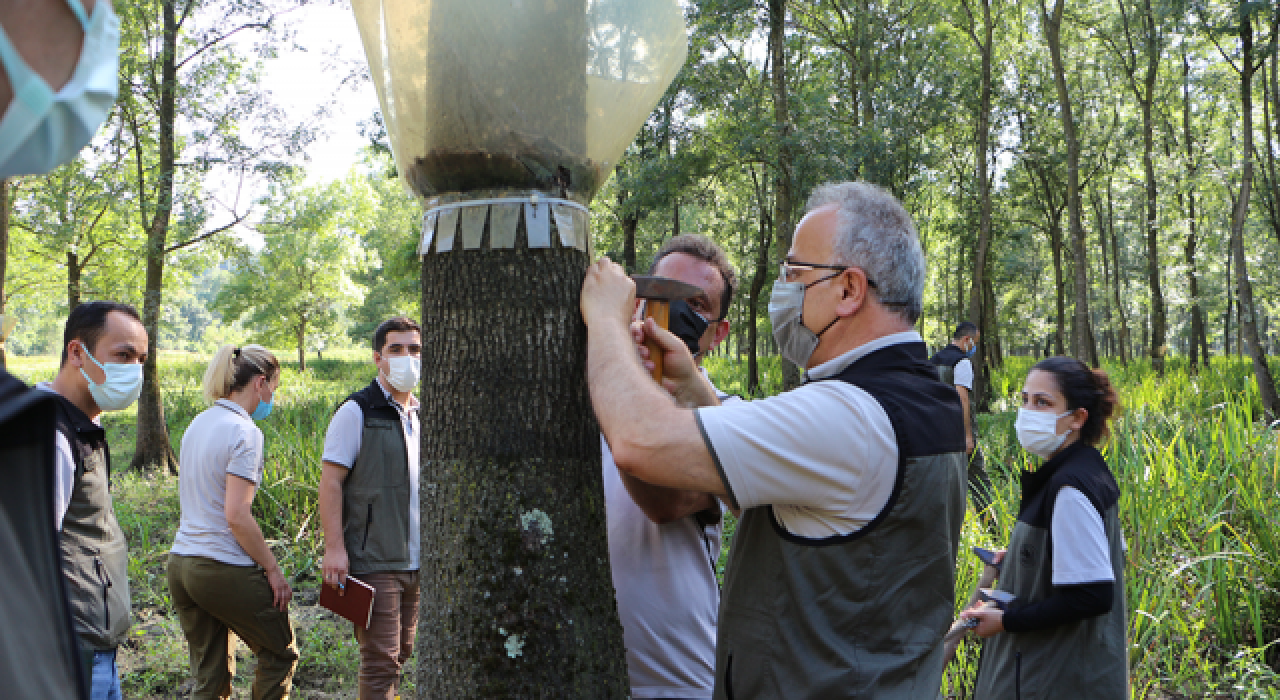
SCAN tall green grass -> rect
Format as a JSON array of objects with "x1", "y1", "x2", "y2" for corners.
[{"x1": 9, "y1": 350, "x2": 1280, "y2": 696}]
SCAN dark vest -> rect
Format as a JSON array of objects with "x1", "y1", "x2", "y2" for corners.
[
  {"x1": 713, "y1": 341, "x2": 968, "y2": 699},
  {"x1": 340, "y1": 380, "x2": 413, "y2": 573},
  {"x1": 930, "y1": 343, "x2": 967, "y2": 387},
  {"x1": 974, "y1": 442, "x2": 1128, "y2": 699},
  {"x1": 53, "y1": 393, "x2": 131, "y2": 651}
]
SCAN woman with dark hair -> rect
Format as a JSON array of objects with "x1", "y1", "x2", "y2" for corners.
[
  {"x1": 963, "y1": 356, "x2": 1128, "y2": 699},
  {"x1": 168, "y1": 344, "x2": 298, "y2": 699}
]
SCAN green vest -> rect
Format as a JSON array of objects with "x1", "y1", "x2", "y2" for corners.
[
  {"x1": 974, "y1": 443, "x2": 1128, "y2": 699},
  {"x1": 340, "y1": 380, "x2": 413, "y2": 573},
  {"x1": 53, "y1": 394, "x2": 131, "y2": 651},
  {"x1": 713, "y1": 342, "x2": 968, "y2": 699}
]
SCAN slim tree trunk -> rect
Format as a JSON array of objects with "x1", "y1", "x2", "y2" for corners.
[
  {"x1": 418, "y1": 242, "x2": 625, "y2": 696},
  {"x1": 748, "y1": 175, "x2": 774, "y2": 396},
  {"x1": 1043, "y1": 0, "x2": 1096, "y2": 365},
  {"x1": 133, "y1": 0, "x2": 180, "y2": 474},
  {"x1": 296, "y1": 323, "x2": 306, "y2": 372},
  {"x1": 770, "y1": 0, "x2": 801, "y2": 390},
  {"x1": 1050, "y1": 215, "x2": 1066, "y2": 356},
  {"x1": 1091, "y1": 190, "x2": 1114, "y2": 358},
  {"x1": 1229, "y1": 9, "x2": 1280, "y2": 419},
  {"x1": 1182, "y1": 52, "x2": 1208, "y2": 372},
  {"x1": 964, "y1": 0, "x2": 995, "y2": 410},
  {"x1": 67, "y1": 251, "x2": 82, "y2": 310},
  {"x1": 0, "y1": 179, "x2": 8, "y2": 369},
  {"x1": 1105, "y1": 178, "x2": 1130, "y2": 365}
]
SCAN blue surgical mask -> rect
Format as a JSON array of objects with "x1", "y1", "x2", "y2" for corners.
[
  {"x1": 79, "y1": 347, "x2": 142, "y2": 412},
  {"x1": 0, "y1": 0, "x2": 120, "y2": 177},
  {"x1": 251, "y1": 396, "x2": 274, "y2": 421}
]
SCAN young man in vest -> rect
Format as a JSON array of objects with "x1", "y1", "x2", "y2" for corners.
[
  {"x1": 931, "y1": 322, "x2": 994, "y2": 517},
  {"x1": 605, "y1": 234, "x2": 738, "y2": 700},
  {"x1": 38, "y1": 301, "x2": 148, "y2": 700},
  {"x1": 319, "y1": 317, "x2": 422, "y2": 700},
  {"x1": 582, "y1": 181, "x2": 967, "y2": 698}
]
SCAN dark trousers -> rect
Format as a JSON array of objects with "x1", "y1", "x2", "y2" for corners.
[{"x1": 167, "y1": 553, "x2": 298, "y2": 700}]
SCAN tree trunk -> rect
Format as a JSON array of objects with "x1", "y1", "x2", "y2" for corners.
[
  {"x1": 748, "y1": 179, "x2": 774, "y2": 396},
  {"x1": 1043, "y1": 0, "x2": 1095, "y2": 365},
  {"x1": 1182, "y1": 52, "x2": 1208, "y2": 372},
  {"x1": 133, "y1": 0, "x2": 180, "y2": 474},
  {"x1": 67, "y1": 251, "x2": 82, "y2": 310},
  {"x1": 0, "y1": 179, "x2": 7, "y2": 369},
  {"x1": 1229, "y1": 10, "x2": 1280, "y2": 419},
  {"x1": 1224, "y1": 249, "x2": 1233, "y2": 356},
  {"x1": 417, "y1": 242, "x2": 625, "y2": 696},
  {"x1": 1049, "y1": 214, "x2": 1066, "y2": 356},
  {"x1": 296, "y1": 323, "x2": 306, "y2": 372},
  {"x1": 1091, "y1": 190, "x2": 1114, "y2": 358},
  {"x1": 1105, "y1": 178, "x2": 1130, "y2": 365},
  {"x1": 769, "y1": 0, "x2": 800, "y2": 390},
  {"x1": 966, "y1": 0, "x2": 995, "y2": 410}
]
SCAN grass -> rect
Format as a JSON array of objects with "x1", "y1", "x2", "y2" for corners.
[{"x1": 7, "y1": 350, "x2": 1280, "y2": 697}]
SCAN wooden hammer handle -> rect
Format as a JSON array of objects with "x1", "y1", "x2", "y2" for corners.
[{"x1": 643, "y1": 300, "x2": 670, "y2": 383}]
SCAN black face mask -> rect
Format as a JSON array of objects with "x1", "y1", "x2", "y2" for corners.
[{"x1": 668, "y1": 298, "x2": 711, "y2": 356}]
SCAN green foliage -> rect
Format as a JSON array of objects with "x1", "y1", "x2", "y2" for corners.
[{"x1": 217, "y1": 180, "x2": 371, "y2": 366}]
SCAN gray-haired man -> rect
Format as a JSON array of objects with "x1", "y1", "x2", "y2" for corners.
[{"x1": 581, "y1": 181, "x2": 967, "y2": 698}]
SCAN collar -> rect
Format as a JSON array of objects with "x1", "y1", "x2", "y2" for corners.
[
  {"x1": 36, "y1": 381, "x2": 101, "y2": 429},
  {"x1": 805, "y1": 331, "x2": 924, "y2": 382},
  {"x1": 1020, "y1": 439, "x2": 1087, "y2": 498},
  {"x1": 215, "y1": 398, "x2": 250, "y2": 420},
  {"x1": 375, "y1": 376, "x2": 419, "y2": 412}
]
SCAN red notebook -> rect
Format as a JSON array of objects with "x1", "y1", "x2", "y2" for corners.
[{"x1": 319, "y1": 576, "x2": 376, "y2": 629}]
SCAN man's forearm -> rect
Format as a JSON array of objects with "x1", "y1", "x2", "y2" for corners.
[
  {"x1": 318, "y1": 468, "x2": 346, "y2": 550},
  {"x1": 587, "y1": 317, "x2": 725, "y2": 495},
  {"x1": 618, "y1": 468, "x2": 717, "y2": 525},
  {"x1": 229, "y1": 513, "x2": 279, "y2": 573}
]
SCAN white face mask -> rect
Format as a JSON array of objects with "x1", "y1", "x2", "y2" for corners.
[
  {"x1": 0, "y1": 0, "x2": 121, "y2": 177},
  {"x1": 79, "y1": 347, "x2": 143, "y2": 412},
  {"x1": 1015, "y1": 408, "x2": 1072, "y2": 459},
  {"x1": 381, "y1": 355, "x2": 421, "y2": 393}
]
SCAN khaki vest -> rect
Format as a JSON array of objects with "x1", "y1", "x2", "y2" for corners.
[
  {"x1": 53, "y1": 394, "x2": 131, "y2": 651},
  {"x1": 340, "y1": 381, "x2": 413, "y2": 573},
  {"x1": 974, "y1": 443, "x2": 1128, "y2": 699},
  {"x1": 713, "y1": 342, "x2": 968, "y2": 699}
]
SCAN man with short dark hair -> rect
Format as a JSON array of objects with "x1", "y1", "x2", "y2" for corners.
[
  {"x1": 319, "y1": 316, "x2": 423, "y2": 700},
  {"x1": 931, "y1": 322, "x2": 993, "y2": 517},
  {"x1": 606, "y1": 234, "x2": 737, "y2": 699},
  {"x1": 38, "y1": 301, "x2": 148, "y2": 700},
  {"x1": 582, "y1": 181, "x2": 967, "y2": 698}
]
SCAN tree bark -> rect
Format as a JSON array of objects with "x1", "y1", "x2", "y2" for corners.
[
  {"x1": 1182, "y1": 52, "x2": 1209, "y2": 371},
  {"x1": 962, "y1": 0, "x2": 995, "y2": 409},
  {"x1": 296, "y1": 323, "x2": 306, "y2": 372},
  {"x1": 1230, "y1": 9, "x2": 1280, "y2": 419},
  {"x1": 1049, "y1": 210, "x2": 1066, "y2": 356},
  {"x1": 417, "y1": 241, "x2": 626, "y2": 696},
  {"x1": 67, "y1": 251, "x2": 82, "y2": 310},
  {"x1": 747, "y1": 171, "x2": 774, "y2": 396},
  {"x1": 0, "y1": 179, "x2": 8, "y2": 369},
  {"x1": 133, "y1": 0, "x2": 180, "y2": 474},
  {"x1": 1043, "y1": 0, "x2": 1095, "y2": 365},
  {"x1": 1104, "y1": 178, "x2": 1130, "y2": 364},
  {"x1": 769, "y1": 0, "x2": 801, "y2": 390}
]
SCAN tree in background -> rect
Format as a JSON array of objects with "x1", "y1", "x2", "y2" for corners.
[{"x1": 216, "y1": 181, "x2": 369, "y2": 370}]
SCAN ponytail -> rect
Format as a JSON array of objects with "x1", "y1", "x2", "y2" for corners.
[{"x1": 202, "y1": 344, "x2": 280, "y2": 404}]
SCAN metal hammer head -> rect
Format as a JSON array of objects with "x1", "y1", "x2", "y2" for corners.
[{"x1": 632, "y1": 275, "x2": 705, "y2": 303}]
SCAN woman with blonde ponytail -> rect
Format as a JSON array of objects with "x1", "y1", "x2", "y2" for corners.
[{"x1": 168, "y1": 344, "x2": 298, "y2": 699}]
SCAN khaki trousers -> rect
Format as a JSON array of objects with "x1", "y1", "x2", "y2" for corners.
[
  {"x1": 167, "y1": 553, "x2": 298, "y2": 700},
  {"x1": 351, "y1": 570, "x2": 420, "y2": 700}
]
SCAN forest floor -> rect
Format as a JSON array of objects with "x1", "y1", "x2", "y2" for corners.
[{"x1": 8, "y1": 352, "x2": 1280, "y2": 698}]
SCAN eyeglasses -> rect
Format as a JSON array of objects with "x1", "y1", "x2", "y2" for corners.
[{"x1": 779, "y1": 260, "x2": 880, "y2": 290}]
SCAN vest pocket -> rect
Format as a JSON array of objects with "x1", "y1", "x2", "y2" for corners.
[
  {"x1": 93, "y1": 556, "x2": 112, "y2": 631},
  {"x1": 361, "y1": 503, "x2": 373, "y2": 552}
]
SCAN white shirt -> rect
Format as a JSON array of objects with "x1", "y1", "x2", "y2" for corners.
[
  {"x1": 1051, "y1": 486, "x2": 1116, "y2": 585},
  {"x1": 954, "y1": 356, "x2": 974, "y2": 391},
  {"x1": 36, "y1": 382, "x2": 80, "y2": 530},
  {"x1": 171, "y1": 400, "x2": 266, "y2": 567},
  {"x1": 696, "y1": 332, "x2": 921, "y2": 539},
  {"x1": 322, "y1": 379, "x2": 421, "y2": 570},
  {"x1": 606, "y1": 371, "x2": 732, "y2": 699}
]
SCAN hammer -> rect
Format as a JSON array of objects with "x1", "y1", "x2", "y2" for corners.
[{"x1": 632, "y1": 275, "x2": 705, "y2": 382}]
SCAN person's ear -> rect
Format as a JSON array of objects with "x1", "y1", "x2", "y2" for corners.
[
  {"x1": 834, "y1": 268, "x2": 867, "y2": 318},
  {"x1": 1067, "y1": 407, "x2": 1088, "y2": 432},
  {"x1": 711, "y1": 319, "x2": 731, "y2": 348}
]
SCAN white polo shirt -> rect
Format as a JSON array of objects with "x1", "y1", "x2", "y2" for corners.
[
  {"x1": 322, "y1": 379, "x2": 421, "y2": 571},
  {"x1": 171, "y1": 399, "x2": 266, "y2": 567},
  {"x1": 954, "y1": 356, "x2": 974, "y2": 391},
  {"x1": 696, "y1": 332, "x2": 923, "y2": 539},
  {"x1": 606, "y1": 372, "x2": 734, "y2": 699},
  {"x1": 36, "y1": 382, "x2": 84, "y2": 531}
]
